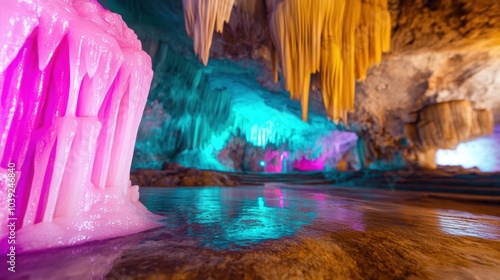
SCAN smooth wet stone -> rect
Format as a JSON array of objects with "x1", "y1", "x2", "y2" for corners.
[{"x1": 7, "y1": 185, "x2": 500, "y2": 280}]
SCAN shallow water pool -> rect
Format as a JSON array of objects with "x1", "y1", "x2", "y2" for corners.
[{"x1": 6, "y1": 185, "x2": 500, "y2": 279}]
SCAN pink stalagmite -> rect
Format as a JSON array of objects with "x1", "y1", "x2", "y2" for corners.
[{"x1": 0, "y1": 0, "x2": 160, "y2": 253}]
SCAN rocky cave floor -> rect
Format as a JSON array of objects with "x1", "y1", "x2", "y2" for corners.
[
  {"x1": 131, "y1": 165, "x2": 500, "y2": 199},
  {"x1": 9, "y1": 173, "x2": 500, "y2": 280}
]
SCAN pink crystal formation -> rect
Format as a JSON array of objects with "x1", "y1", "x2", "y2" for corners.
[
  {"x1": 292, "y1": 131, "x2": 358, "y2": 171},
  {"x1": 292, "y1": 155, "x2": 326, "y2": 171},
  {"x1": 264, "y1": 151, "x2": 288, "y2": 173},
  {"x1": 0, "y1": 0, "x2": 160, "y2": 253}
]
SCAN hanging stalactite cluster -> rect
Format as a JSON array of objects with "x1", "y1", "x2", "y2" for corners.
[
  {"x1": 133, "y1": 36, "x2": 233, "y2": 170},
  {"x1": 183, "y1": 0, "x2": 236, "y2": 65},
  {"x1": 182, "y1": 0, "x2": 391, "y2": 123}
]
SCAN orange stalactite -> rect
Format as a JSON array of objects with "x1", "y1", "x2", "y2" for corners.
[
  {"x1": 183, "y1": 0, "x2": 391, "y2": 123},
  {"x1": 183, "y1": 0, "x2": 236, "y2": 65}
]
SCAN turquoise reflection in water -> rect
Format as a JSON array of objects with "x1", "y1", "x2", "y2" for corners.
[
  {"x1": 140, "y1": 187, "x2": 317, "y2": 249},
  {"x1": 195, "y1": 188, "x2": 223, "y2": 224}
]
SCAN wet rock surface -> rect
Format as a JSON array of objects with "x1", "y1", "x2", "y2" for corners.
[
  {"x1": 10, "y1": 185, "x2": 500, "y2": 280},
  {"x1": 131, "y1": 163, "x2": 239, "y2": 187},
  {"x1": 131, "y1": 165, "x2": 500, "y2": 200}
]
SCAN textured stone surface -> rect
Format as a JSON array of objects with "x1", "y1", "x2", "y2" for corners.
[
  {"x1": 99, "y1": 0, "x2": 500, "y2": 168},
  {"x1": 389, "y1": 0, "x2": 500, "y2": 53},
  {"x1": 352, "y1": 51, "x2": 500, "y2": 165},
  {"x1": 10, "y1": 185, "x2": 500, "y2": 279},
  {"x1": 130, "y1": 164, "x2": 239, "y2": 187},
  {"x1": 208, "y1": 0, "x2": 500, "y2": 166}
]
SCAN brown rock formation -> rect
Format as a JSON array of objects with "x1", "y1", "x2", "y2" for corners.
[
  {"x1": 202, "y1": 0, "x2": 500, "y2": 168},
  {"x1": 130, "y1": 163, "x2": 239, "y2": 187},
  {"x1": 389, "y1": 0, "x2": 500, "y2": 53},
  {"x1": 405, "y1": 100, "x2": 493, "y2": 168},
  {"x1": 350, "y1": 0, "x2": 500, "y2": 167}
]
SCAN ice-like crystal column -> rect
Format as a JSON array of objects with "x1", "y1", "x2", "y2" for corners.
[{"x1": 0, "y1": 0, "x2": 159, "y2": 252}]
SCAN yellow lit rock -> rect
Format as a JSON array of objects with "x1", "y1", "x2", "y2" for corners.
[
  {"x1": 405, "y1": 100, "x2": 494, "y2": 169},
  {"x1": 183, "y1": 0, "x2": 392, "y2": 123}
]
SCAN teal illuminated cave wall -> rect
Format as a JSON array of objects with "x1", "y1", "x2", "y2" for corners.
[
  {"x1": 99, "y1": 0, "x2": 359, "y2": 172},
  {"x1": 133, "y1": 41, "x2": 358, "y2": 171},
  {"x1": 134, "y1": 45, "x2": 232, "y2": 169},
  {"x1": 97, "y1": 0, "x2": 500, "y2": 173}
]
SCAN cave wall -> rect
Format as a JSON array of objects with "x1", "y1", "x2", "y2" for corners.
[
  {"x1": 389, "y1": 0, "x2": 500, "y2": 53},
  {"x1": 189, "y1": 0, "x2": 500, "y2": 170},
  {"x1": 99, "y1": 0, "x2": 500, "y2": 171},
  {"x1": 133, "y1": 46, "x2": 359, "y2": 171},
  {"x1": 352, "y1": 51, "x2": 500, "y2": 168},
  {"x1": 98, "y1": 0, "x2": 359, "y2": 172},
  {"x1": 351, "y1": 0, "x2": 500, "y2": 168}
]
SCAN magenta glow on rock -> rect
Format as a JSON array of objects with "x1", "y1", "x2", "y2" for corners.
[
  {"x1": 0, "y1": 0, "x2": 160, "y2": 253},
  {"x1": 292, "y1": 155, "x2": 326, "y2": 171},
  {"x1": 264, "y1": 151, "x2": 288, "y2": 173}
]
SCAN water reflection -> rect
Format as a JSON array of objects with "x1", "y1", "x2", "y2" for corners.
[
  {"x1": 9, "y1": 186, "x2": 500, "y2": 280},
  {"x1": 437, "y1": 209, "x2": 500, "y2": 240},
  {"x1": 140, "y1": 186, "x2": 319, "y2": 248},
  {"x1": 139, "y1": 186, "x2": 369, "y2": 249},
  {"x1": 7, "y1": 232, "x2": 138, "y2": 280},
  {"x1": 311, "y1": 193, "x2": 365, "y2": 231}
]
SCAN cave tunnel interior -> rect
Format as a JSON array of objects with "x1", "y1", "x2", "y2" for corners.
[{"x1": 0, "y1": 0, "x2": 499, "y2": 279}]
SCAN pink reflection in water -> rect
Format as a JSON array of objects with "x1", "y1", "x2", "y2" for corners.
[
  {"x1": 313, "y1": 193, "x2": 365, "y2": 231},
  {"x1": 312, "y1": 193, "x2": 326, "y2": 200},
  {"x1": 263, "y1": 187, "x2": 285, "y2": 208}
]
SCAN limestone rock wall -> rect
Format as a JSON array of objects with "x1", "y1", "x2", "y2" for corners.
[
  {"x1": 211, "y1": 0, "x2": 500, "y2": 168},
  {"x1": 100, "y1": 0, "x2": 500, "y2": 170},
  {"x1": 349, "y1": 0, "x2": 500, "y2": 167},
  {"x1": 352, "y1": 51, "x2": 500, "y2": 167}
]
